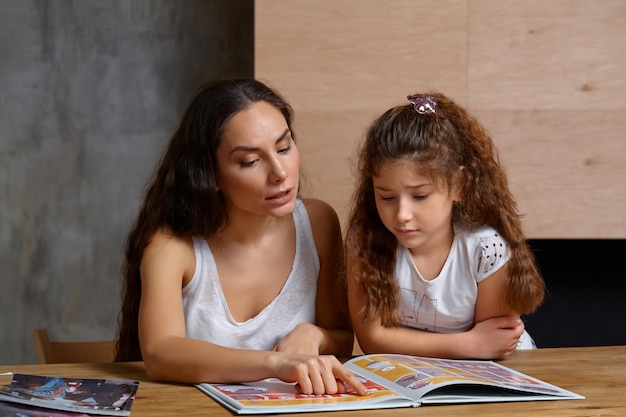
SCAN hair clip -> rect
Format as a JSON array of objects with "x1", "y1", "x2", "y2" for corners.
[{"x1": 407, "y1": 94, "x2": 437, "y2": 114}]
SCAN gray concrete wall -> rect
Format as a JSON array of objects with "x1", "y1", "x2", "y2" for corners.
[{"x1": 0, "y1": 0, "x2": 253, "y2": 364}]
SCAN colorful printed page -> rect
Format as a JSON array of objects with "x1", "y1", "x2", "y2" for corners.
[
  {"x1": 196, "y1": 376, "x2": 418, "y2": 414},
  {"x1": 345, "y1": 354, "x2": 584, "y2": 404}
]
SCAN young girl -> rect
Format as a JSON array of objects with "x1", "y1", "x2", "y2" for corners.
[
  {"x1": 346, "y1": 92, "x2": 545, "y2": 360},
  {"x1": 115, "y1": 78, "x2": 366, "y2": 395}
]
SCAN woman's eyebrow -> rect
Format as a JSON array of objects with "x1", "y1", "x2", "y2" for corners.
[{"x1": 229, "y1": 128, "x2": 290, "y2": 155}]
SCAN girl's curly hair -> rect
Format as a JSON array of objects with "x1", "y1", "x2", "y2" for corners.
[{"x1": 346, "y1": 92, "x2": 544, "y2": 326}]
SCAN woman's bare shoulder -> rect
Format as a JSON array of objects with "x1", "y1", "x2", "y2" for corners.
[
  {"x1": 146, "y1": 227, "x2": 193, "y2": 252},
  {"x1": 300, "y1": 198, "x2": 340, "y2": 227},
  {"x1": 300, "y1": 198, "x2": 342, "y2": 254},
  {"x1": 142, "y1": 227, "x2": 195, "y2": 279}
]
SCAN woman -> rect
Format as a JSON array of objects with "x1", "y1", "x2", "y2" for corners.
[{"x1": 115, "y1": 78, "x2": 365, "y2": 395}]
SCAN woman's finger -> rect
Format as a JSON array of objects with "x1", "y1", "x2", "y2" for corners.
[
  {"x1": 332, "y1": 363, "x2": 367, "y2": 395},
  {"x1": 308, "y1": 364, "x2": 327, "y2": 395}
]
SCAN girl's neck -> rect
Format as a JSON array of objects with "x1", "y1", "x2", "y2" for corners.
[{"x1": 408, "y1": 225, "x2": 455, "y2": 280}]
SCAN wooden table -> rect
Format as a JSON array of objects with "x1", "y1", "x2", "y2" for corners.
[{"x1": 1, "y1": 345, "x2": 625, "y2": 416}]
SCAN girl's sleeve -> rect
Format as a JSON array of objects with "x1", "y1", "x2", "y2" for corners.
[{"x1": 476, "y1": 232, "x2": 512, "y2": 282}]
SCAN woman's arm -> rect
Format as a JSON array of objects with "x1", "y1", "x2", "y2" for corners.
[
  {"x1": 137, "y1": 228, "x2": 366, "y2": 394},
  {"x1": 274, "y1": 198, "x2": 354, "y2": 356},
  {"x1": 346, "y1": 250, "x2": 524, "y2": 360}
]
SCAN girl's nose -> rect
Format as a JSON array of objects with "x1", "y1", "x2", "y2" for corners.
[{"x1": 396, "y1": 197, "x2": 413, "y2": 223}]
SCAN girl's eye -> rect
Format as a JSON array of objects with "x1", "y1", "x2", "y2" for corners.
[
  {"x1": 278, "y1": 145, "x2": 291, "y2": 154},
  {"x1": 413, "y1": 194, "x2": 428, "y2": 200},
  {"x1": 380, "y1": 196, "x2": 395, "y2": 201}
]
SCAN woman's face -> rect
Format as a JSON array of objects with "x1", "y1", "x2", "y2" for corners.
[{"x1": 215, "y1": 101, "x2": 300, "y2": 219}]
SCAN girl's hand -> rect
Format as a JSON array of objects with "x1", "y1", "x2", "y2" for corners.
[
  {"x1": 274, "y1": 322, "x2": 324, "y2": 355},
  {"x1": 270, "y1": 353, "x2": 368, "y2": 396},
  {"x1": 470, "y1": 316, "x2": 525, "y2": 359}
]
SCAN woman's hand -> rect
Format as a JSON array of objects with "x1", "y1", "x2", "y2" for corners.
[
  {"x1": 274, "y1": 322, "x2": 325, "y2": 355},
  {"x1": 269, "y1": 353, "x2": 367, "y2": 396},
  {"x1": 273, "y1": 323, "x2": 367, "y2": 395}
]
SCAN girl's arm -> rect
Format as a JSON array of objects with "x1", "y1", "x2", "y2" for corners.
[
  {"x1": 274, "y1": 198, "x2": 355, "y2": 356},
  {"x1": 346, "y1": 250, "x2": 524, "y2": 360},
  {"x1": 472, "y1": 263, "x2": 526, "y2": 354},
  {"x1": 474, "y1": 263, "x2": 519, "y2": 323},
  {"x1": 138, "y1": 228, "x2": 366, "y2": 394}
]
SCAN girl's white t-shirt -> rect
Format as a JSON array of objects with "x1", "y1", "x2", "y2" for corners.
[{"x1": 395, "y1": 224, "x2": 535, "y2": 349}]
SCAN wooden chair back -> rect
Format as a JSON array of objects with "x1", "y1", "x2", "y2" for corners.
[{"x1": 32, "y1": 328, "x2": 116, "y2": 364}]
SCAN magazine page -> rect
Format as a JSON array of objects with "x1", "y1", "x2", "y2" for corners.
[
  {"x1": 196, "y1": 375, "x2": 418, "y2": 415},
  {"x1": 0, "y1": 399, "x2": 90, "y2": 417},
  {"x1": 345, "y1": 354, "x2": 584, "y2": 404},
  {"x1": 0, "y1": 373, "x2": 140, "y2": 416}
]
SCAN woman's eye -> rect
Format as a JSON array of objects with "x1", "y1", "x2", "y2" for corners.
[
  {"x1": 240, "y1": 159, "x2": 258, "y2": 168},
  {"x1": 380, "y1": 196, "x2": 395, "y2": 201},
  {"x1": 278, "y1": 145, "x2": 291, "y2": 154},
  {"x1": 413, "y1": 194, "x2": 428, "y2": 200}
]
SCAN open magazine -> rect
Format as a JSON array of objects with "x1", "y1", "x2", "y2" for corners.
[
  {"x1": 197, "y1": 354, "x2": 584, "y2": 414},
  {"x1": 0, "y1": 373, "x2": 139, "y2": 416}
]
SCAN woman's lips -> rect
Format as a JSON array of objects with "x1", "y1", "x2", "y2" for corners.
[{"x1": 266, "y1": 188, "x2": 294, "y2": 205}]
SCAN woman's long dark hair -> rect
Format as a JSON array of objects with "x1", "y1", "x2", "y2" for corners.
[
  {"x1": 346, "y1": 92, "x2": 544, "y2": 327},
  {"x1": 115, "y1": 78, "x2": 295, "y2": 361}
]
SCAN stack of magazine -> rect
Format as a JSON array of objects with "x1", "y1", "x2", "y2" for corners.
[{"x1": 0, "y1": 373, "x2": 139, "y2": 416}]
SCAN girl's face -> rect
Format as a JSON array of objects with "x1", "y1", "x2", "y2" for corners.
[
  {"x1": 372, "y1": 161, "x2": 455, "y2": 251},
  {"x1": 215, "y1": 101, "x2": 300, "y2": 219}
]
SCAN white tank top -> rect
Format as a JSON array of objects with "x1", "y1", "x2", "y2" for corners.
[{"x1": 182, "y1": 199, "x2": 319, "y2": 350}]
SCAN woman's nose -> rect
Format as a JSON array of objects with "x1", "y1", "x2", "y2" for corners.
[{"x1": 269, "y1": 158, "x2": 288, "y2": 182}]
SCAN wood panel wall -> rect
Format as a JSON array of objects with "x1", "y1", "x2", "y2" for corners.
[{"x1": 255, "y1": 0, "x2": 626, "y2": 238}]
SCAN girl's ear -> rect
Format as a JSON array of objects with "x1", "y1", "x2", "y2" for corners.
[{"x1": 452, "y1": 166, "x2": 466, "y2": 202}]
